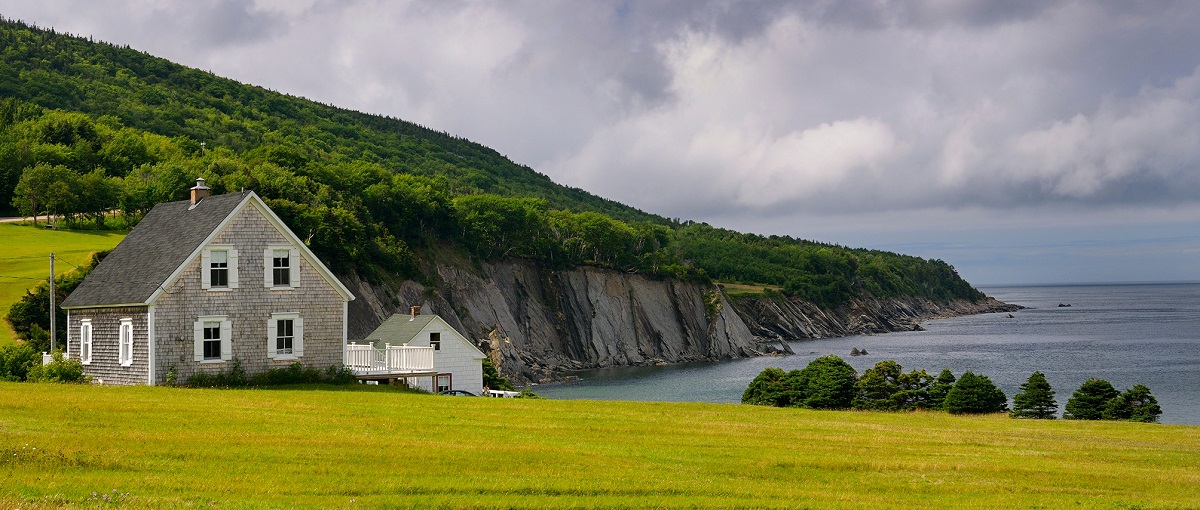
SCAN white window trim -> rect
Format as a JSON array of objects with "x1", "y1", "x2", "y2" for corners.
[
  {"x1": 264, "y1": 244, "x2": 299, "y2": 290},
  {"x1": 193, "y1": 315, "x2": 232, "y2": 363},
  {"x1": 79, "y1": 319, "x2": 93, "y2": 365},
  {"x1": 118, "y1": 318, "x2": 134, "y2": 367},
  {"x1": 267, "y1": 312, "x2": 304, "y2": 360},
  {"x1": 201, "y1": 245, "x2": 239, "y2": 291}
]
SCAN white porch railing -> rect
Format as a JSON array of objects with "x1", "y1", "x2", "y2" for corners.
[{"x1": 345, "y1": 342, "x2": 434, "y2": 375}]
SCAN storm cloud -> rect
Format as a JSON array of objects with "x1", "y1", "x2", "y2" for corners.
[{"x1": 4, "y1": 0, "x2": 1199, "y2": 284}]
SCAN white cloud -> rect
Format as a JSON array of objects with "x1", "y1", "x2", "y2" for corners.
[{"x1": 3, "y1": 0, "x2": 1200, "y2": 283}]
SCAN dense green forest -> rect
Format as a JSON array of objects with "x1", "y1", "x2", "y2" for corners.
[{"x1": 0, "y1": 17, "x2": 983, "y2": 309}]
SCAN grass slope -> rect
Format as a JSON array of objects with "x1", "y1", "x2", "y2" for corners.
[
  {"x1": 2, "y1": 383, "x2": 1197, "y2": 509},
  {"x1": 0, "y1": 223, "x2": 125, "y2": 346}
]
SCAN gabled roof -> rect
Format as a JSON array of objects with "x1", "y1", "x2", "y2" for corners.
[
  {"x1": 62, "y1": 192, "x2": 354, "y2": 308},
  {"x1": 364, "y1": 314, "x2": 439, "y2": 345},
  {"x1": 364, "y1": 314, "x2": 485, "y2": 359},
  {"x1": 62, "y1": 193, "x2": 247, "y2": 308}
]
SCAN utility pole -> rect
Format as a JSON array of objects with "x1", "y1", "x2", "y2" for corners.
[{"x1": 49, "y1": 252, "x2": 55, "y2": 353}]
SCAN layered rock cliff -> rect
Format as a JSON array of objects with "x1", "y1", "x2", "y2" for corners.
[{"x1": 342, "y1": 258, "x2": 1016, "y2": 384}]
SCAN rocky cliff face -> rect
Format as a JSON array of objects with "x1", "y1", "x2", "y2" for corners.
[{"x1": 341, "y1": 259, "x2": 1016, "y2": 384}]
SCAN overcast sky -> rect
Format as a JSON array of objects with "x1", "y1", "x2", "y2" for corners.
[{"x1": 5, "y1": 0, "x2": 1200, "y2": 285}]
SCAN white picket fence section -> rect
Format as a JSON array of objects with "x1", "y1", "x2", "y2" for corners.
[{"x1": 345, "y1": 342, "x2": 435, "y2": 375}]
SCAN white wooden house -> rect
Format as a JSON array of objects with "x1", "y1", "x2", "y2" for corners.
[{"x1": 356, "y1": 307, "x2": 486, "y2": 393}]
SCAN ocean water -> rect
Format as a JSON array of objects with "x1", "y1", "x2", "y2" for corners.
[{"x1": 535, "y1": 283, "x2": 1200, "y2": 426}]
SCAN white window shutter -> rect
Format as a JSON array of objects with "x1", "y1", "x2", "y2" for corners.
[
  {"x1": 220, "y1": 320, "x2": 233, "y2": 361},
  {"x1": 266, "y1": 318, "x2": 277, "y2": 359},
  {"x1": 227, "y1": 249, "x2": 239, "y2": 289},
  {"x1": 294, "y1": 317, "x2": 304, "y2": 357},
  {"x1": 193, "y1": 320, "x2": 204, "y2": 361},
  {"x1": 201, "y1": 251, "x2": 211, "y2": 289},
  {"x1": 263, "y1": 248, "x2": 273, "y2": 287},
  {"x1": 289, "y1": 248, "x2": 299, "y2": 286}
]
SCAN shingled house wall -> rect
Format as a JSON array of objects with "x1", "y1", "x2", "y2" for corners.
[
  {"x1": 152, "y1": 205, "x2": 346, "y2": 384},
  {"x1": 66, "y1": 306, "x2": 150, "y2": 385}
]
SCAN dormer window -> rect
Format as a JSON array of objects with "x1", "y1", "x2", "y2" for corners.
[
  {"x1": 264, "y1": 245, "x2": 298, "y2": 289},
  {"x1": 201, "y1": 245, "x2": 238, "y2": 290}
]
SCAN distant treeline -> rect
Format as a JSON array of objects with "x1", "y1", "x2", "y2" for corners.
[{"x1": 0, "y1": 17, "x2": 982, "y2": 309}]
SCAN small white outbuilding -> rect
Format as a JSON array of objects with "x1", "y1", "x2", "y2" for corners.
[{"x1": 362, "y1": 307, "x2": 486, "y2": 394}]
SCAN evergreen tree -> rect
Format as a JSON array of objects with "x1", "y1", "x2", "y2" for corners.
[
  {"x1": 853, "y1": 360, "x2": 902, "y2": 411},
  {"x1": 892, "y1": 369, "x2": 934, "y2": 411},
  {"x1": 943, "y1": 371, "x2": 1008, "y2": 414},
  {"x1": 927, "y1": 369, "x2": 956, "y2": 411},
  {"x1": 481, "y1": 359, "x2": 514, "y2": 391},
  {"x1": 794, "y1": 355, "x2": 858, "y2": 410},
  {"x1": 742, "y1": 367, "x2": 792, "y2": 407},
  {"x1": 1011, "y1": 371, "x2": 1057, "y2": 419},
  {"x1": 1064, "y1": 378, "x2": 1120, "y2": 420},
  {"x1": 1101, "y1": 384, "x2": 1162, "y2": 423}
]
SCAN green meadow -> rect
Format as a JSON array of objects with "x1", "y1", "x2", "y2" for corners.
[
  {"x1": 0, "y1": 223, "x2": 125, "y2": 346},
  {"x1": 2, "y1": 382, "x2": 1197, "y2": 509}
]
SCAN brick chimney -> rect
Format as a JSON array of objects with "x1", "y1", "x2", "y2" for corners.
[
  {"x1": 410, "y1": 305, "x2": 421, "y2": 320},
  {"x1": 190, "y1": 177, "x2": 211, "y2": 205}
]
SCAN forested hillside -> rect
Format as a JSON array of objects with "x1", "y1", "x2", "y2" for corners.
[{"x1": 0, "y1": 17, "x2": 983, "y2": 310}]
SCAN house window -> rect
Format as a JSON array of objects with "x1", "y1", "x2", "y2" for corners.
[
  {"x1": 119, "y1": 318, "x2": 134, "y2": 366},
  {"x1": 264, "y1": 246, "x2": 298, "y2": 289},
  {"x1": 437, "y1": 374, "x2": 451, "y2": 393},
  {"x1": 275, "y1": 319, "x2": 294, "y2": 355},
  {"x1": 210, "y1": 250, "x2": 228, "y2": 287},
  {"x1": 267, "y1": 313, "x2": 304, "y2": 359},
  {"x1": 79, "y1": 320, "x2": 93, "y2": 365},
  {"x1": 272, "y1": 249, "x2": 290, "y2": 286},
  {"x1": 203, "y1": 321, "x2": 222, "y2": 359},
  {"x1": 202, "y1": 246, "x2": 238, "y2": 290},
  {"x1": 429, "y1": 332, "x2": 441, "y2": 351},
  {"x1": 193, "y1": 316, "x2": 231, "y2": 362}
]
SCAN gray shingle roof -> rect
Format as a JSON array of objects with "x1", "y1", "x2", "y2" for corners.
[
  {"x1": 363, "y1": 314, "x2": 437, "y2": 346},
  {"x1": 61, "y1": 192, "x2": 250, "y2": 308}
]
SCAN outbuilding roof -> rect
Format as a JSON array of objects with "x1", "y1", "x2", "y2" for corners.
[{"x1": 364, "y1": 314, "x2": 438, "y2": 346}]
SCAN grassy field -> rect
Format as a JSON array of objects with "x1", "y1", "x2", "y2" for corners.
[
  {"x1": 0, "y1": 223, "x2": 125, "y2": 346},
  {"x1": 718, "y1": 282, "x2": 783, "y2": 297},
  {"x1": 2, "y1": 383, "x2": 1197, "y2": 509}
]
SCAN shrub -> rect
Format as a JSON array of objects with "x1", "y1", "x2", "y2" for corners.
[
  {"x1": 0, "y1": 342, "x2": 40, "y2": 381},
  {"x1": 1064, "y1": 378, "x2": 1120, "y2": 420},
  {"x1": 514, "y1": 387, "x2": 542, "y2": 399},
  {"x1": 1011, "y1": 371, "x2": 1057, "y2": 419},
  {"x1": 944, "y1": 371, "x2": 1007, "y2": 414},
  {"x1": 185, "y1": 358, "x2": 247, "y2": 388},
  {"x1": 27, "y1": 352, "x2": 88, "y2": 383}
]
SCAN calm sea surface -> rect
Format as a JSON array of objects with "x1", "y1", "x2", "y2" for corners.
[{"x1": 536, "y1": 283, "x2": 1200, "y2": 426}]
